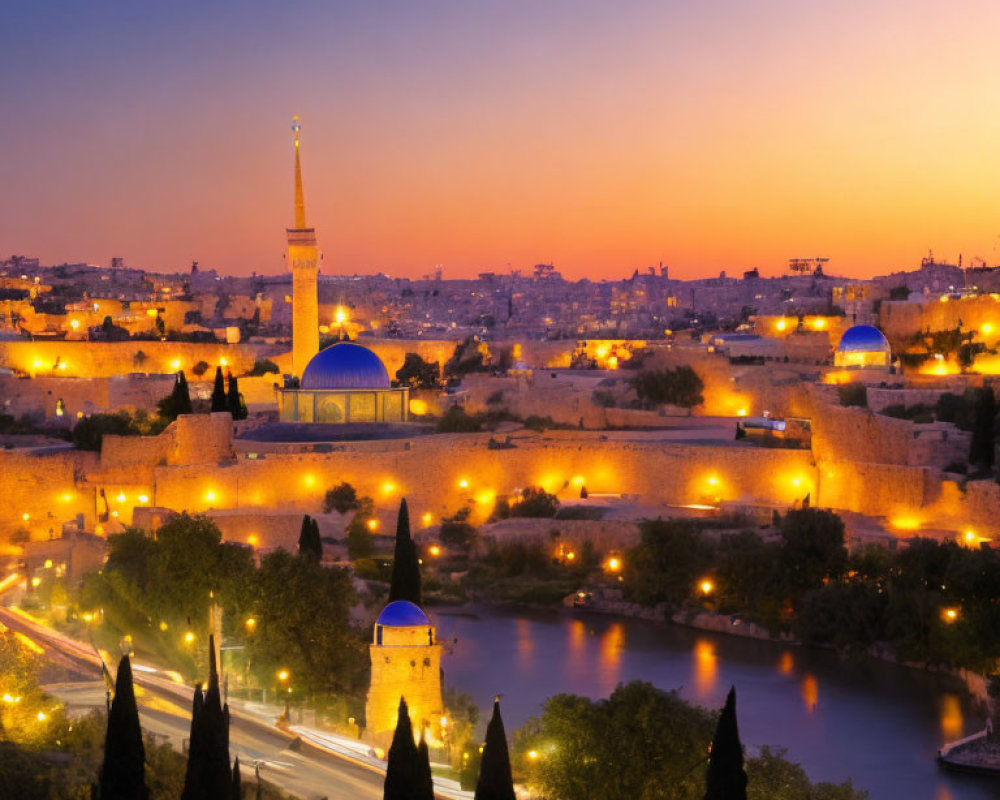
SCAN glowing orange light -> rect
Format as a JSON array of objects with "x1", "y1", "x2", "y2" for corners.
[
  {"x1": 429, "y1": 545, "x2": 441, "y2": 557},
  {"x1": 367, "y1": 519, "x2": 379, "y2": 531},
  {"x1": 699, "y1": 579, "x2": 714, "y2": 596}
]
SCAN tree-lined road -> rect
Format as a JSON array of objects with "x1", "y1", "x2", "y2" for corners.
[{"x1": 0, "y1": 605, "x2": 385, "y2": 800}]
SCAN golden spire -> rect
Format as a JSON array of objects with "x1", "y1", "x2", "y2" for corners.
[{"x1": 291, "y1": 115, "x2": 307, "y2": 230}]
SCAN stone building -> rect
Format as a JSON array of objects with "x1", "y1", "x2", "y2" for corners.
[
  {"x1": 365, "y1": 600, "x2": 443, "y2": 742},
  {"x1": 276, "y1": 342, "x2": 409, "y2": 423}
]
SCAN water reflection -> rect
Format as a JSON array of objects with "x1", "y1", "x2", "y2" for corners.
[
  {"x1": 516, "y1": 618, "x2": 533, "y2": 667},
  {"x1": 598, "y1": 622, "x2": 625, "y2": 693},
  {"x1": 779, "y1": 651, "x2": 794, "y2": 676},
  {"x1": 801, "y1": 674, "x2": 819, "y2": 713},
  {"x1": 939, "y1": 693, "x2": 963, "y2": 743},
  {"x1": 693, "y1": 638, "x2": 718, "y2": 698}
]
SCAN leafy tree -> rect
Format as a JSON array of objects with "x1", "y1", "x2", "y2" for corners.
[
  {"x1": 794, "y1": 582, "x2": 885, "y2": 653},
  {"x1": 969, "y1": 386, "x2": 996, "y2": 470},
  {"x1": 192, "y1": 360, "x2": 210, "y2": 377},
  {"x1": 508, "y1": 487, "x2": 559, "y2": 519},
  {"x1": 249, "y1": 359, "x2": 280, "y2": 376},
  {"x1": 778, "y1": 509, "x2": 847, "y2": 603},
  {"x1": 324, "y1": 482, "x2": 360, "y2": 514},
  {"x1": 704, "y1": 687, "x2": 747, "y2": 800},
  {"x1": 715, "y1": 532, "x2": 781, "y2": 623},
  {"x1": 436, "y1": 406, "x2": 483, "y2": 433},
  {"x1": 211, "y1": 367, "x2": 227, "y2": 413},
  {"x1": 98, "y1": 655, "x2": 148, "y2": 800},
  {"x1": 514, "y1": 682, "x2": 865, "y2": 800},
  {"x1": 396, "y1": 353, "x2": 440, "y2": 388},
  {"x1": 631, "y1": 365, "x2": 704, "y2": 409},
  {"x1": 389, "y1": 499, "x2": 422, "y2": 606},
  {"x1": 623, "y1": 520, "x2": 715, "y2": 607},
  {"x1": 475, "y1": 698, "x2": 516, "y2": 800},
  {"x1": 73, "y1": 410, "x2": 169, "y2": 451},
  {"x1": 440, "y1": 508, "x2": 477, "y2": 553},
  {"x1": 158, "y1": 371, "x2": 193, "y2": 421},
  {"x1": 443, "y1": 336, "x2": 488, "y2": 379},
  {"x1": 345, "y1": 506, "x2": 376, "y2": 560},
  {"x1": 246, "y1": 550, "x2": 365, "y2": 695}
]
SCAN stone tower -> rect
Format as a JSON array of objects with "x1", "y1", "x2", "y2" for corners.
[
  {"x1": 288, "y1": 116, "x2": 319, "y2": 378},
  {"x1": 366, "y1": 600, "x2": 444, "y2": 744}
]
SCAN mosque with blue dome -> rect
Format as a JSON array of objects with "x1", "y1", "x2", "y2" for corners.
[
  {"x1": 277, "y1": 342, "x2": 410, "y2": 423},
  {"x1": 834, "y1": 324, "x2": 892, "y2": 369}
]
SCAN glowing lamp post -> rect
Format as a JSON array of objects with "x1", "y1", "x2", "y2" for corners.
[{"x1": 699, "y1": 579, "x2": 714, "y2": 597}]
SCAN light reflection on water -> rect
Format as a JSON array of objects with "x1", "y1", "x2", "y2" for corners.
[{"x1": 434, "y1": 605, "x2": 994, "y2": 800}]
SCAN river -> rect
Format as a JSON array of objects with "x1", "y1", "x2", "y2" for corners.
[{"x1": 432, "y1": 605, "x2": 996, "y2": 800}]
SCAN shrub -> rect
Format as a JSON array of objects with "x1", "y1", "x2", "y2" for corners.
[
  {"x1": 439, "y1": 507, "x2": 477, "y2": 552},
  {"x1": 250, "y1": 358, "x2": 280, "y2": 376},
  {"x1": 508, "y1": 486, "x2": 559, "y2": 518},
  {"x1": 324, "y1": 482, "x2": 360, "y2": 514},
  {"x1": 837, "y1": 384, "x2": 867, "y2": 407},
  {"x1": 436, "y1": 406, "x2": 483, "y2": 433},
  {"x1": 192, "y1": 360, "x2": 210, "y2": 377}
]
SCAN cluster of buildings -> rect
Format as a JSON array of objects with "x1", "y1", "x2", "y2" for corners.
[{"x1": 8, "y1": 120, "x2": 1000, "y2": 741}]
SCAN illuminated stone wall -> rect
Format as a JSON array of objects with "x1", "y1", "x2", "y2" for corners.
[{"x1": 0, "y1": 341, "x2": 271, "y2": 379}]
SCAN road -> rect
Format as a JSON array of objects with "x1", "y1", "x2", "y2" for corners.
[
  {"x1": 0, "y1": 604, "x2": 387, "y2": 800},
  {"x1": 49, "y1": 681, "x2": 383, "y2": 800}
]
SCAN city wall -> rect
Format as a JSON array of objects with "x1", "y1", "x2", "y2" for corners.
[{"x1": 0, "y1": 341, "x2": 272, "y2": 379}]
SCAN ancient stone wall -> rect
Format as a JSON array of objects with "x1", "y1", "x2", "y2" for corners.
[{"x1": 0, "y1": 341, "x2": 274, "y2": 379}]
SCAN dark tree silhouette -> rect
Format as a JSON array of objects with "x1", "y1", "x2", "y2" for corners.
[
  {"x1": 969, "y1": 386, "x2": 997, "y2": 470},
  {"x1": 383, "y1": 697, "x2": 429, "y2": 800},
  {"x1": 97, "y1": 654, "x2": 148, "y2": 800},
  {"x1": 388, "y1": 499, "x2": 422, "y2": 606},
  {"x1": 474, "y1": 697, "x2": 515, "y2": 800},
  {"x1": 227, "y1": 374, "x2": 247, "y2": 420},
  {"x1": 704, "y1": 686, "x2": 747, "y2": 800},
  {"x1": 182, "y1": 635, "x2": 232, "y2": 800},
  {"x1": 211, "y1": 367, "x2": 227, "y2": 413}
]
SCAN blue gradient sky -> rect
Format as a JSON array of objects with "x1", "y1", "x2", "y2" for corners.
[{"x1": 4, "y1": 1, "x2": 1000, "y2": 279}]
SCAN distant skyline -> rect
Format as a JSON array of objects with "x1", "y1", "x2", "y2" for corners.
[{"x1": 5, "y1": 0, "x2": 1000, "y2": 281}]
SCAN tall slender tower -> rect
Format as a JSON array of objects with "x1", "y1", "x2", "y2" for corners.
[{"x1": 288, "y1": 116, "x2": 319, "y2": 378}]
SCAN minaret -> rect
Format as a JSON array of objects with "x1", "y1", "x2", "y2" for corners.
[{"x1": 287, "y1": 116, "x2": 320, "y2": 378}]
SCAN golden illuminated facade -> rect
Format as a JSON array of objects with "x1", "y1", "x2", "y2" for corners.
[
  {"x1": 288, "y1": 116, "x2": 320, "y2": 378},
  {"x1": 365, "y1": 601, "x2": 443, "y2": 743}
]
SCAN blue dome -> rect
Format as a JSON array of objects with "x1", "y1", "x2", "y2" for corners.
[
  {"x1": 301, "y1": 342, "x2": 391, "y2": 390},
  {"x1": 836, "y1": 325, "x2": 890, "y2": 354},
  {"x1": 376, "y1": 600, "x2": 430, "y2": 628}
]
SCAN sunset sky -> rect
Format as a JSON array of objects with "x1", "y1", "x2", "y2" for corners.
[{"x1": 5, "y1": 0, "x2": 1000, "y2": 280}]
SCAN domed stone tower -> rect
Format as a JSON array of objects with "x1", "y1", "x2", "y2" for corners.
[
  {"x1": 365, "y1": 600, "x2": 443, "y2": 741},
  {"x1": 834, "y1": 324, "x2": 892, "y2": 369}
]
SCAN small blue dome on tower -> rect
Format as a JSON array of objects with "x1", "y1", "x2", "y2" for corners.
[
  {"x1": 301, "y1": 342, "x2": 391, "y2": 390},
  {"x1": 836, "y1": 325, "x2": 890, "y2": 354},
  {"x1": 376, "y1": 600, "x2": 430, "y2": 628}
]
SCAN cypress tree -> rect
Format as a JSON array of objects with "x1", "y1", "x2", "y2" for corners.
[
  {"x1": 388, "y1": 499, "x2": 422, "y2": 605},
  {"x1": 383, "y1": 697, "x2": 422, "y2": 800},
  {"x1": 227, "y1": 375, "x2": 246, "y2": 420},
  {"x1": 298, "y1": 515, "x2": 314, "y2": 559},
  {"x1": 311, "y1": 517, "x2": 322, "y2": 560},
  {"x1": 969, "y1": 386, "x2": 997, "y2": 470},
  {"x1": 211, "y1": 367, "x2": 227, "y2": 413},
  {"x1": 417, "y1": 732, "x2": 435, "y2": 800},
  {"x1": 97, "y1": 654, "x2": 148, "y2": 800},
  {"x1": 231, "y1": 756, "x2": 242, "y2": 800},
  {"x1": 474, "y1": 698, "x2": 515, "y2": 800},
  {"x1": 181, "y1": 684, "x2": 205, "y2": 799},
  {"x1": 704, "y1": 686, "x2": 748, "y2": 800},
  {"x1": 182, "y1": 635, "x2": 232, "y2": 800},
  {"x1": 176, "y1": 371, "x2": 193, "y2": 415}
]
